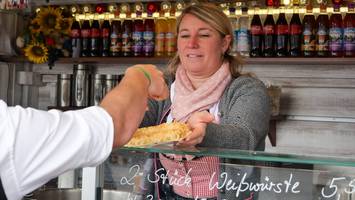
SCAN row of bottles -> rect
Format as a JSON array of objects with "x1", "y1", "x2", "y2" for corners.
[
  {"x1": 231, "y1": 2, "x2": 355, "y2": 57},
  {"x1": 67, "y1": 0, "x2": 354, "y2": 58},
  {"x1": 71, "y1": 17, "x2": 176, "y2": 57}
]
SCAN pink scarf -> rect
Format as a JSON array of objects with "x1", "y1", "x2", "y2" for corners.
[{"x1": 171, "y1": 61, "x2": 232, "y2": 122}]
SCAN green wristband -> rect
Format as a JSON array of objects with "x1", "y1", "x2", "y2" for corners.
[{"x1": 137, "y1": 67, "x2": 152, "y2": 86}]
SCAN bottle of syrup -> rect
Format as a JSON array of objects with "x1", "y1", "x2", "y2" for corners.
[
  {"x1": 315, "y1": 3, "x2": 329, "y2": 57},
  {"x1": 343, "y1": 2, "x2": 354, "y2": 57},
  {"x1": 329, "y1": 4, "x2": 344, "y2": 57},
  {"x1": 302, "y1": 4, "x2": 316, "y2": 57}
]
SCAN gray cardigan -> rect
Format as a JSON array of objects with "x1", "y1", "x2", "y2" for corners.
[{"x1": 140, "y1": 75, "x2": 271, "y2": 199}]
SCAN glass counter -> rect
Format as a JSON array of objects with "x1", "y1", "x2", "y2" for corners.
[{"x1": 98, "y1": 144, "x2": 355, "y2": 200}]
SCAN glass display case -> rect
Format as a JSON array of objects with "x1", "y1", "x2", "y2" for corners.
[{"x1": 29, "y1": 144, "x2": 355, "y2": 200}]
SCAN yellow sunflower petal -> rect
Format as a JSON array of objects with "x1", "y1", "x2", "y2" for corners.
[
  {"x1": 29, "y1": 18, "x2": 41, "y2": 34},
  {"x1": 36, "y1": 7, "x2": 63, "y2": 35},
  {"x1": 24, "y1": 43, "x2": 48, "y2": 64}
]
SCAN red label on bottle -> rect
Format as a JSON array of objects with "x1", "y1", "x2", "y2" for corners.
[
  {"x1": 290, "y1": 24, "x2": 302, "y2": 35},
  {"x1": 71, "y1": 29, "x2": 80, "y2": 38},
  {"x1": 81, "y1": 29, "x2": 91, "y2": 38},
  {"x1": 276, "y1": 25, "x2": 289, "y2": 35},
  {"x1": 102, "y1": 28, "x2": 110, "y2": 37},
  {"x1": 91, "y1": 28, "x2": 100, "y2": 37},
  {"x1": 264, "y1": 25, "x2": 274, "y2": 34},
  {"x1": 251, "y1": 26, "x2": 263, "y2": 35}
]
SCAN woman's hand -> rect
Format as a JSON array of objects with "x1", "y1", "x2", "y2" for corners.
[{"x1": 176, "y1": 111, "x2": 214, "y2": 147}]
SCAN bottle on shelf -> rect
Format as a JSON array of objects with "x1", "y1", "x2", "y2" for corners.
[
  {"x1": 289, "y1": 6, "x2": 302, "y2": 56},
  {"x1": 315, "y1": 2, "x2": 329, "y2": 57},
  {"x1": 90, "y1": 19, "x2": 101, "y2": 57},
  {"x1": 71, "y1": 19, "x2": 81, "y2": 58},
  {"x1": 155, "y1": 2, "x2": 168, "y2": 57},
  {"x1": 166, "y1": 17, "x2": 177, "y2": 57},
  {"x1": 121, "y1": 3, "x2": 133, "y2": 57},
  {"x1": 101, "y1": 20, "x2": 111, "y2": 57},
  {"x1": 132, "y1": 3, "x2": 144, "y2": 57},
  {"x1": 143, "y1": 19, "x2": 155, "y2": 57},
  {"x1": 110, "y1": 20, "x2": 122, "y2": 57},
  {"x1": 301, "y1": 3, "x2": 316, "y2": 57},
  {"x1": 343, "y1": 2, "x2": 354, "y2": 57},
  {"x1": 263, "y1": 7, "x2": 275, "y2": 57},
  {"x1": 81, "y1": 20, "x2": 91, "y2": 57},
  {"x1": 250, "y1": 2, "x2": 263, "y2": 57},
  {"x1": 329, "y1": 4, "x2": 343, "y2": 57},
  {"x1": 132, "y1": 19, "x2": 144, "y2": 57},
  {"x1": 143, "y1": 3, "x2": 156, "y2": 57},
  {"x1": 230, "y1": 4, "x2": 239, "y2": 55},
  {"x1": 236, "y1": 3, "x2": 250, "y2": 57},
  {"x1": 122, "y1": 19, "x2": 133, "y2": 57},
  {"x1": 275, "y1": 7, "x2": 288, "y2": 57}
]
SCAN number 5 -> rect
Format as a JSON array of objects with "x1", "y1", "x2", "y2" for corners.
[{"x1": 321, "y1": 177, "x2": 346, "y2": 198}]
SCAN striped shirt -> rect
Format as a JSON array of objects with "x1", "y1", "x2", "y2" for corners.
[
  {"x1": 159, "y1": 154, "x2": 219, "y2": 198},
  {"x1": 159, "y1": 84, "x2": 221, "y2": 199}
]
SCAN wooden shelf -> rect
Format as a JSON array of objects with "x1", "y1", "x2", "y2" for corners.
[
  {"x1": 56, "y1": 56, "x2": 172, "y2": 64},
  {"x1": 243, "y1": 57, "x2": 355, "y2": 65},
  {"x1": 1, "y1": 56, "x2": 354, "y2": 65}
]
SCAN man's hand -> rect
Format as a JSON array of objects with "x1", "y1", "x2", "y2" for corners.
[
  {"x1": 100, "y1": 65, "x2": 169, "y2": 148},
  {"x1": 127, "y1": 64, "x2": 169, "y2": 101},
  {"x1": 176, "y1": 111, "x2": 214, "y2": 147}
]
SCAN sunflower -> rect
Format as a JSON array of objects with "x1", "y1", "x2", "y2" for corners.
[
  {"x1": 29, "y1": 18, "x2": 41, "y2": 34},
  {"x1": 36, "y1": 7, "x2": 62, "y2": 35},
  {"x1": 24, "y1": 43, "x2": 48, "y2": 64},
  {"x1": 60, "y1": 18, "x2": 73, "y2": 35}
]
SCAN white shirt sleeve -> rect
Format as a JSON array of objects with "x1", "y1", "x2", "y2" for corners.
[{"x1": 0, "y1": 100, "x2": 114, "y2": 200}]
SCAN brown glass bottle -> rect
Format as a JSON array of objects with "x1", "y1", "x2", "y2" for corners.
[
  {"x1": 302, "y1": 9, "x2": 316, "y2": 57},
  {"x1": 263, "y1": 13, "x2": 275, "y2": 57},
  {"x1": 132, "y1": 19, "x2": 144, "y2": 57},
  {"x1": 143, "y1": 18, "x2": 155, "y2": 57},
  {"x1": 122, "y1": 20, "x2": 133, "y2": 57},
  {"x1": 276, "y1": 12, "x2": 288, "y2": 57},
  {"x1": 250, "y1": 14, "x2": 263, "y2": 57},
  {"x1": 110, "y1": 20, "x2": 122, "y2": 57},
  {"x1": 344, "y1": 3, "x2": 355, "y2": 57},
  {"x1": 329, "y1": 5, "x2": 343, "y2": 57},
  {"x1": 315, "y1": 10, "x2": 329, "y2": 57},
  {"x1": 101, "y1": 20, "x2": 111, "y2": 57},
  {"x1": 289, "y1": 12, "x2": 302, "y2": 56}
]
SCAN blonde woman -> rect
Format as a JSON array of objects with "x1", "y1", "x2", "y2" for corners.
[{"x1": 140, "y1": 3, "x2": 271, "y2": 200}]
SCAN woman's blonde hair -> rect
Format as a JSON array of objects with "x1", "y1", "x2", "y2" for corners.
[{"x1": 167, "y1": 3, "x2": 243, "y2": 78}]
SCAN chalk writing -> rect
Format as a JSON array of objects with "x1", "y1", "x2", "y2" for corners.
[
  {"x1": 118, "y1": 164, "x2": 355, "y2": 199},
  {"x1": 209, "y1": 172, "x2": 300, "y2": 197},
  {"x1": 321, "y1": 177, "x2": 355, "y2": 199},
  {"x1": 120, "y1": 164, "x2": 140, "y2": 185},
  {"x1": 147, "y1": 167, "x2": 192, "y2": 187}
]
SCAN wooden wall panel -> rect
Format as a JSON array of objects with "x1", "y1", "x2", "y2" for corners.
[
  {"x1": 245, "y1": 64, "x2": 355, "y2": 79},
  {"x1": 266, "y1": 120, "x2": 355, "y2": 154},
  {"x1": 279, "y1": 87, "x2": 355, "y2": 118}
]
